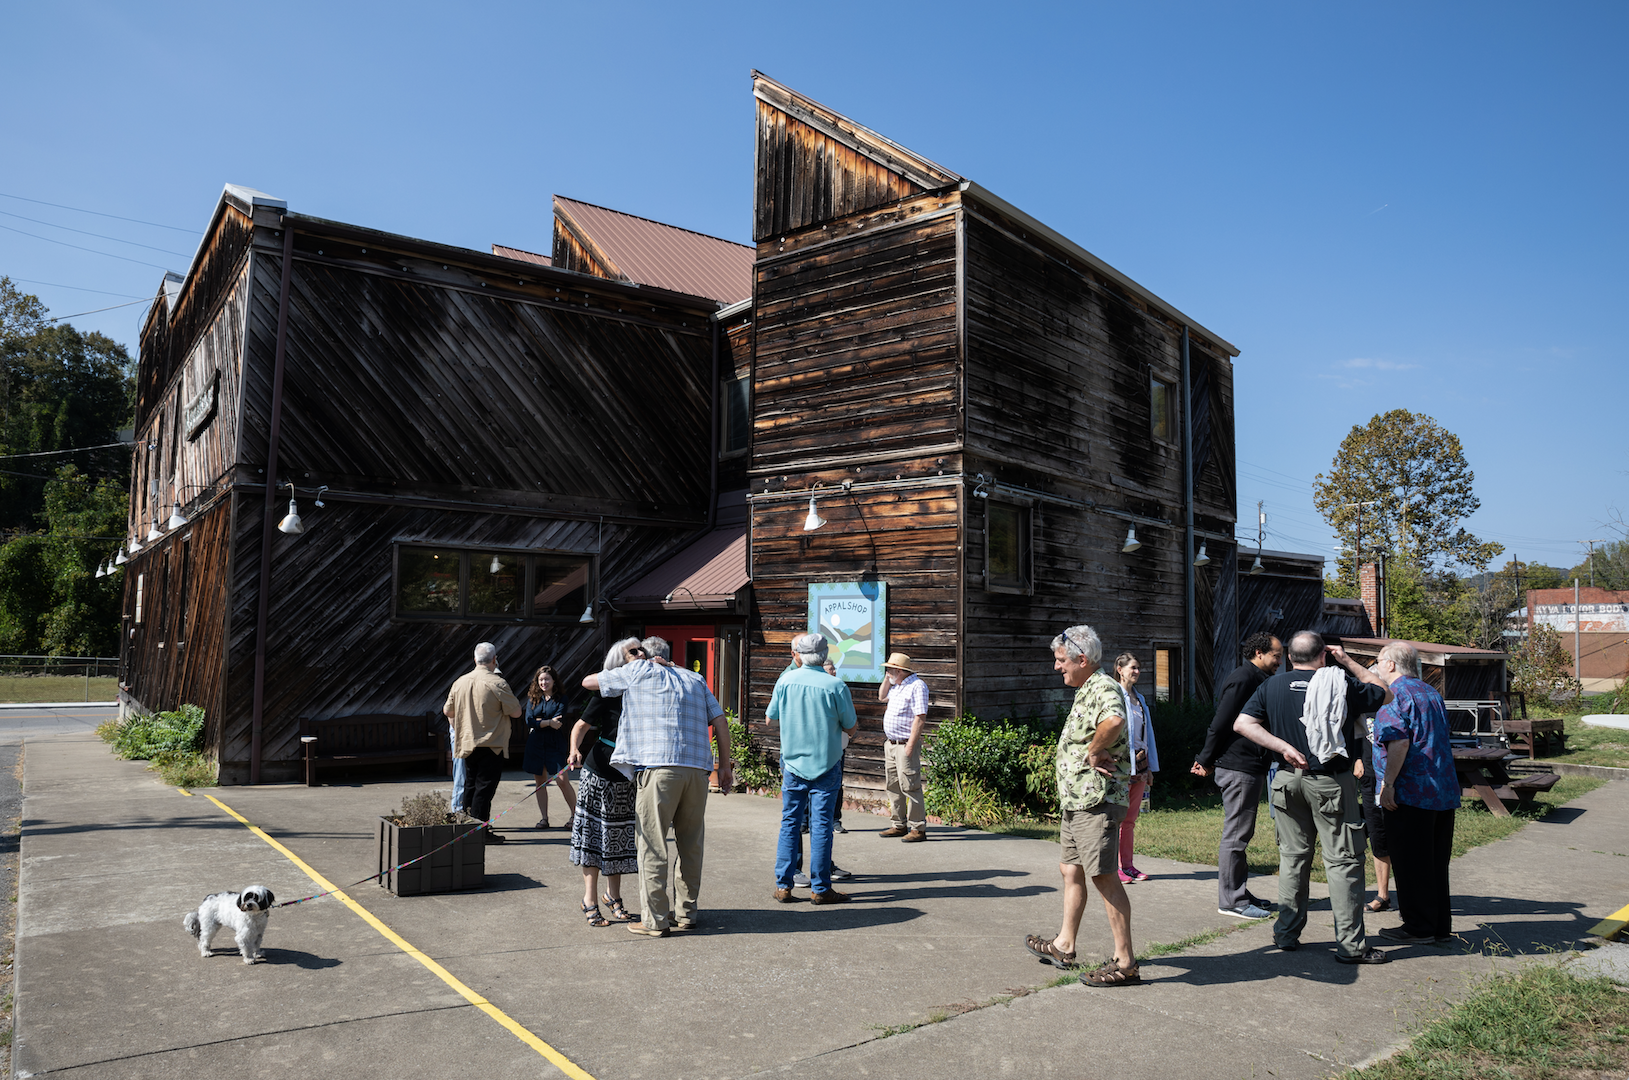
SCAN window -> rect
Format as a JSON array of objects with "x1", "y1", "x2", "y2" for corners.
[
  {"x1": 1150, "y1": 375, "x2": 1176, "y2": 443},
  {"x1": 985, "y1": 502, "x2": 1033, "y2": 593},
  {"x1": 721, "y1": 377, "x2": 749, "y2": 457},
  {"x1": 395, "y1": 546, "x2": 590, "y2": 622},
  {"x1": 135, "y1": 573, "x2": 145, "y2": 624},
  {"x1": 1154, "y1": 647, "x2": 1182, "y2": 703}
]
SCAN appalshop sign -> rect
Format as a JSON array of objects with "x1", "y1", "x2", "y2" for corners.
[
  {"x1": 1533, "y1": 603, "x2": 1629, "y2": 633},
  {"x1": 185, "y1": 370, "x2": 219, "y2": 441}
]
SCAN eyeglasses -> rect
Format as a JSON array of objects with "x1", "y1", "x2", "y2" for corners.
[{"x1": 627, "y1": 647, "x2": 647, "y2": 658}]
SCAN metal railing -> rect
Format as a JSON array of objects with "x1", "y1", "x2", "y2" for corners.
[{"x1": 0, "y1": 656, "x2": 120, "y2": 702}]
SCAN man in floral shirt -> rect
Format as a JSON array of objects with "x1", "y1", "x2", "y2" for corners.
[
  {"x1": 1024, "y1": 624, "x2": 1139, "y2": 986},
  {"x1": 1372, "y1": 642, "x2": 1460, "y2": 945}
]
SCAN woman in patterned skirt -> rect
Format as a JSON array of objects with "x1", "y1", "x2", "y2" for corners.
[{"x1": 567, "y1": 637, "x2": 644, "y2": 926}]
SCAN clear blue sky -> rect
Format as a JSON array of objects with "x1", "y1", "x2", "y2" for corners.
[{"x1": 5, "y1": 1, "x2": 1624, "y2": 575}]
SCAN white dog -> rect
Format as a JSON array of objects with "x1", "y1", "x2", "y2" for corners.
[{"x1": 183, "y1": 885, "x2": 276, "y2": 964}]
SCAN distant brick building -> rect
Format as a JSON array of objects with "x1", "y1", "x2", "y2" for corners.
[{"x1": 1526, "y1": 587, "x2": 1629, "y2": 693}]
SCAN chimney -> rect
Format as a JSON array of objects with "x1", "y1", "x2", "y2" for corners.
[{"x1": 1359, "y1": 563, "x2": 1381, "y2": 637}]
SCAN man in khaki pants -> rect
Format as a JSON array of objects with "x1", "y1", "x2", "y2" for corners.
[{"x1": 878, "y1": 653, "x2": 929, "y2": 842}]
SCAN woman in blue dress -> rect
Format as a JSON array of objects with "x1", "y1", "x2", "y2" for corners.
[{"x1": 522, "y1": 665, "x2": 576, "y2": 828}]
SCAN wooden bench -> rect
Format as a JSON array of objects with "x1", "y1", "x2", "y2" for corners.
[
  {"x1": 299, "y1": 713, "x2": 447, "y2": 787},
  {"x1": 1499, "y1": 718, "x2": 1567, "y2": 759}
]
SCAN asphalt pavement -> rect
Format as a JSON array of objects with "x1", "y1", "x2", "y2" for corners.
[{"x1": 11, "y1": 729, "x2": 1629, "y2": 1079}]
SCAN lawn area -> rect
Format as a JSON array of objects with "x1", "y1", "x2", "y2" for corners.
[
  {"x1": 0, "y1": 675, "x2": 120, "y2": 703},
  {"x1": 1342, "y1": 961, "x2": 1629, "y2": 1079},
  {"x1": 989, "y1": 775, "x2": 1605, "y2": 884},
  {"x1": 1550, "y1": 716, "x2": 1629, "y2": 769}
]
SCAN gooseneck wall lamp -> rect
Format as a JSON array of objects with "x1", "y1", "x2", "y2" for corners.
[
  {"x1": 1121, "y1": 526, "x2": 1141, "y2": 554},
  {"x1": 803, "y1": 490, "x2": 826, "y2": 532},
  {"x1": 277, "y1": 483, "x2": 305, "y2": 535},
  {"x1": 1193, "y1": 542, "x2": 1211, "y2": 567}
]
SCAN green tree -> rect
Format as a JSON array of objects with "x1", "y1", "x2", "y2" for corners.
[
  {"x1": 1568, "y1": 540, "x2": 1629, "y2": 591},
  {"x1": 0, "y1": 275, "x2": 47, "y2": 341},
  {"x1": 0, "y1": 319, "x2": 134, "y2": 531},
  {"x1": 0, "y1": 465, "x2": 128, "y2": 655},
  {"x1": 1312, "y1": 410, "x2": 1503, "y2": 583},
  {"x1": 1510, "y1": 623, "x2": 1581, "y2": 706}
]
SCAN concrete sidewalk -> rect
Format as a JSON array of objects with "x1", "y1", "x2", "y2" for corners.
[{"x1": 13, "y1": 732, "x2": 1629, "y2": 1079}]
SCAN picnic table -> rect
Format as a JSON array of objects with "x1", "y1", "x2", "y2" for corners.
[{"x1": 1453, "y1": 745, "x2": 1560, "y2": 817}]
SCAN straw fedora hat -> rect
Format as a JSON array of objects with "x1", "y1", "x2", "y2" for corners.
[{"x1": 882, "y1": 652, "x2": 915, "y2": 673}]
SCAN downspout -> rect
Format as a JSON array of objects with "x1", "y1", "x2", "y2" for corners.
[
  {"x1": 1181, "y1": 326, "x2": 1196, "y2": 701},
  {"x1": 249, "y1": 224, "x2": 295, "y2": 784}
]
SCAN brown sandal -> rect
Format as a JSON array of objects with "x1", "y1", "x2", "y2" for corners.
[
  {"x1": 1080, "y1": 962, "x2": 1141, "y2": 986},
  {"x1": 602, "y1": 895, "x2": 638, "y2": 923},
  {"x1": 1365, "y1": 896, "x2": 1392, "y2": 912},
  {"x1": 1023, "y1": 934, "x2": 1077, "y2": 969},
  {"x1": 581, "y1": 901, "x2": 609, "y2": 927}
]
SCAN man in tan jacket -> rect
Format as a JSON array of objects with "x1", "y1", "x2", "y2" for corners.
[{"x1": 444, "y1": 641, "x2": 522, "y2": 843}]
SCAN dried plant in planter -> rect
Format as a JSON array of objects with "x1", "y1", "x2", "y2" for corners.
[{"x1": 388, "y1": 790, "x2": 455, "y2": 827}]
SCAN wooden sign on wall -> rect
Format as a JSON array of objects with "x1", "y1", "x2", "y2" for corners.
[{"x1": 185, "y1": 369, "x2": 220, "y2": 441}]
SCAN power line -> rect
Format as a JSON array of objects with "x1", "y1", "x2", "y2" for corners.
[
  {"x1": 0, "y1": 222, "x2": 176, "y2": 272},
  {"x1": 45, "y1": 298, "x2": 152, "y2": 322},
  {"x1": 0, "y1": 191, "x2": 198, "y2": 234},
  {"x1": 0, "y1": 209, "x2": 192, "y2": 258},
  {"x1": 11, "y1": 278, "x2": 147, "y2": 299},
  {"x1": 0, "y1": 442, "x2": 129, "y2": 460}
]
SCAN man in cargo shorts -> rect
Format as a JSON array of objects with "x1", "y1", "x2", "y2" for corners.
[{"x1": 1024, "y1": 623, "x2": 1139, "y2": 985}]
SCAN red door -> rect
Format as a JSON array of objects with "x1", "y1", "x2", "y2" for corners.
[{"x1": 644, "y1": 625, "x2": 717, "y2": 693}]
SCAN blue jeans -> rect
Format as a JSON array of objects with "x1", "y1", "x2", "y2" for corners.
[
  {"x1": 776, "y1": 762, "x2": 842, "y2": 892},
  {"x1": 450, "y1": 726, "x2": 467, "y2": 811}
]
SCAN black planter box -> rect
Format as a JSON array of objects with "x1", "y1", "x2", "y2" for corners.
[{"x1": 376, "y1": 818, "x2": 485, "y2": 896}]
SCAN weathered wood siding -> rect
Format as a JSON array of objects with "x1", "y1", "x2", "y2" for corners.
[
  {"x1": 119, "y1": 499, "x2": 233, "y2": 747},
  {"x1": 748, "y1": 191, "x2": 967, "y2": 792},
  {"x1": 959, "y1": 196, "x2": 1237, "y2": 714}
]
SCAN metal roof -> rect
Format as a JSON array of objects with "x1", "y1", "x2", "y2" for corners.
[
  {"x1": 615, "y1": 527, "x2": 749, "y2": 610},
  {"x1": 491, "y1": 243, "x2": 551, "y2": 266},
  {"x1": 553, "y1": 196, "x2": 753, "y2": 306}
]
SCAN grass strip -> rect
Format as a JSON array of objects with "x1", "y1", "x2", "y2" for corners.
[
  {"x1": 1343, "y1": 960, "x2": 1629, "y2": 1079},
  {"x1": 0, "y1": 675, "x2": 119, "y2": 703}
]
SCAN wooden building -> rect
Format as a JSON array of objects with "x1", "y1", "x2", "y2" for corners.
[
  {"x1": 121, "y1": 184, "x2": 733, "y2": 782},
  {"x1": 743, "y1": 74, "x2": 1241, "y2": 796}
]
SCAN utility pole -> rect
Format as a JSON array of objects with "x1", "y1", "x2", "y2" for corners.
[
  {"x1": 1574, "y1": 578, "x2": 1582, "y2": 698},
  {"x1": 1581, "y1": 539, "x2": 1606, "y2": 588},
  {"x1": 1341, "y1": 500, "x2": 1379, "y2": 588}
]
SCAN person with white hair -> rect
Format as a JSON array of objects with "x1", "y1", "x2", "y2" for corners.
[
  {"x1": 767, "y1": 633, "x2": 857, "y2": 904},
  {"x1": 443, "y1": 641, "x2": 523, "y2": 843},
  {"x1": 1371, "y1": 642, "x2": 1460, "y2": 945},
  {"x1": 566, "y1": 637, "x2": 648, "y2": 927},
  {"x1": 1025, "y1": 624, "x2": 1140, "y2": 985}
]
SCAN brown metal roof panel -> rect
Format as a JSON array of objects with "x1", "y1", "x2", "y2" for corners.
[
  {"x1": 616, "y1": 527, "x2": 748, "y2": 609},
  {"x1": 553, "y1": 197, "x2": 753, "y2": 306},
  {"x1": 491, "y1": 243, "x2": 552, "y2": 266}
]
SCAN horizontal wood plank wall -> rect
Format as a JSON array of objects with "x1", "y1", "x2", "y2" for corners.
[
  {"x1": 128, "y1": 264, "x2": 250, "y2": 538},
  {"x1": 236, "y1": 234, "x2": 715, "y2": 520},
  {"x1": 960, "y1": 206, "x2": 1196, "y2": 717},
  {"x1": 754, "y1": 98, "x2": 930, "y2": 242},
  {"x1": 753, "y1": 199, "x2": 961, "y2": 475},
  {"x1": 119, "y1": 500, "x2": 232, "y2": 751},
  {"x1": 136, "y1": 204, "x2": 254, "y2": 429},
  {"x1": 749, "y1": 479, "x2": 962, "y2": 791},
  {"x1": 218, "y1": 504, "x2": 698, "y2": 782}
]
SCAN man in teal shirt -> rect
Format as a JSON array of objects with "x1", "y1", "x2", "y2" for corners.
[{"x1": 768, "y1": 633, "x2": 857, "y2": 904}]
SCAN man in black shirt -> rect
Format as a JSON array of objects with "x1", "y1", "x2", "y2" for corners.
[
  {"x1": 1236, "y1": 631, "x2": 1393, "y2": 964},
  {"x1": 1192, "y1": 632, "x2": 1282, "y2": 918}
]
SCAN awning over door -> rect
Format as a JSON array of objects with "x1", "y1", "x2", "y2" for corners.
[{"x1": 615, "y1": 527, "x2": 748, "y2": 611}]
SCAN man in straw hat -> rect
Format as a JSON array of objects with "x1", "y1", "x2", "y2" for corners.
[{"x1": 878, "y1": 652, "x2": 930, "y2": 842}]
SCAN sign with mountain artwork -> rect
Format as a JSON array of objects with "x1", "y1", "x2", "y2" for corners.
[{"x1": 808, "y1": 581, "x2": 887, "y2": 684}]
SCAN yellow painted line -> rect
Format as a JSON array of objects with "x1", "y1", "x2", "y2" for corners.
[
  {"x1": 184, "y1": 788, "x2": 595, "y2": 1080},
  {"x1": 1588, "y1": 899, "x2": 1629, "y2": 940}
]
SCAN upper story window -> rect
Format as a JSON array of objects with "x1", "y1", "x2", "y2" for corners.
[
  {"x1": 721, "y1": 377, "x2": 749, "y2": 457},
  {"x1": 985, "y1": 502, "x2": 1034, "y2": 594},
  {"x1": 394, "y1": 545, "x2": 590, "y2": 622},
  {"x1": 1150, "y1": 375, "x2": 1177, "y2": 443}
]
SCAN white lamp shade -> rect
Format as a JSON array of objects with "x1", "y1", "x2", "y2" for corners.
[
  {"x1": 1249, "y1": 555, "x2": 1265, "y2": 575},
  {"x1": 146, "y1": 523, "x2": 163, "y2": 542},
  {"x1": 802, "y1": 494, "x2": 826, "y2": 532},
  {"x1": 128, "y1": 537, "x2": 142, "y2": 553},
  {"x1": 1194, "y1": 542, "x2": 1210, "y2": 567},
  {"x1": 1121, "y1": 526, "x2": 1141, "y2": 553},
  {"x1": 95, "y1": 563, "x2": 106, "y2": 578},
  {"x1": 578, "y1": 602, "x2": 595, "y2": 624},
  {"x1": 277, "y1": 498, "x2": 305, "y2": 535},
  {"x1": 114, "y1": 546, "x2": 128, "y2": 565},
  {"x1": 166, "y1": 502, "x2": 189, "y2": 530}
]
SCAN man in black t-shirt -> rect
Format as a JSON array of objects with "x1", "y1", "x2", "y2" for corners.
[
  {"x1": 1192, "y1": 632, "x2": 1282, "y2": 918},
  {"x1": 1235, "y1": 631, "x2": 1393, "y2": 964}
]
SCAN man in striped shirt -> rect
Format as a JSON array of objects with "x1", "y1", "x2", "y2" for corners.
[{"x1": 878, "y1": 652, "x2": 930, "y2": 842}]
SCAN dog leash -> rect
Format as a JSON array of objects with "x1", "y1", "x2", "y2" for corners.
[{"x1": 274, "y1": 764, "x2": 573, "y2": 909}]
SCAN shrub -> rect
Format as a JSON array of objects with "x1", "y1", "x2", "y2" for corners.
[
  {"x1": 720, "y1": 709, "x2": 780, "y2": 793},
  {"x1": 98, "y1": 704, "x2": 215, "y2": 786},
  {"x1": 924, "y1": 712, "x2": 1060, "y2": 820},
  {"x1": 1511, "y1": 623, "x2": 1583, "y2": 706},
  {"x1": 927, "y1": 775, "x2": 1015, "y2": 828},
  {"x1": 388, "y1": 790, "x2": 455, "y2": 827}
]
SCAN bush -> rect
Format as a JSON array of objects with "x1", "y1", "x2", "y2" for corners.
[
  {"x1": 98, "y1": 703, "x2": 216, "y2": 786},
  {"x1": 388, "y1": 790, "x2": 455, "y2": 826},
  {"x1": 1511, "y1": 623, "x2": 1583, "y2": 706},
  {"x1": 924, "y1": 712, "x2": 1060, "y2": 820},
  {"x1": 721, "y1": 709, "x2": 780, "y2": 793}
]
